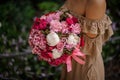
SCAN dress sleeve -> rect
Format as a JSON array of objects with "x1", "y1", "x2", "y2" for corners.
[
  {"x1": 80, "y1": 14, "x2": 113, "y2": 39},
  {"x1": 80, "y1": 15, "x2": 114, "y2": 55}
]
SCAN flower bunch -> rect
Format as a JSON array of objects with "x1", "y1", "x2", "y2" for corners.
[{"x1": 28, "y1": 10, "x2": 85, "y2": 72}]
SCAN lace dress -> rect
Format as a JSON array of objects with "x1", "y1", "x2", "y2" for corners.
[{"x1": 59, "y1": 4, "x2": 114, "y2": 80}]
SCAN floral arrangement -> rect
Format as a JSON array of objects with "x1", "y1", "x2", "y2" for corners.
[{"x1": 28, "y1": 10, "x2": 86, "y2": 72}]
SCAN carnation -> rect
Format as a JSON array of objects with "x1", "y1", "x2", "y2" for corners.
[
  {"x1": 29, "y1": 29, "x2": 47, "y2": 50},
  {"x1": 50, "y1": 20, "x2": 62, "y2": 32},
  {"x1": 70, "y1": 23, "x2": 81, "y2": 34},
  {"x1": 46, "y1": 11, "x2": 62, "y2": 23},
  {"x1": 61, "y1": 21, "x2": 69, "y2": 34}
]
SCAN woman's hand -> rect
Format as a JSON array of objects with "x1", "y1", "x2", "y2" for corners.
[{"x1": 85, "y1": 33, "x2": 98, "y2": 38}]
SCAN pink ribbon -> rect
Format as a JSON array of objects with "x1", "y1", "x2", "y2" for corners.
[{"x1": 65, "y1": 47, "x2": 86, "y2": 72}]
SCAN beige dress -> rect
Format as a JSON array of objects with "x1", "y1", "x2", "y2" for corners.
[{"x1": 59, "y1": 5, "x2": 114, "y2": 80}]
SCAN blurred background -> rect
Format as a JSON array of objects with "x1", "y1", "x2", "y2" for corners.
[{"x1": 0, "y1": 0, "x2": 119, "y2": 80}]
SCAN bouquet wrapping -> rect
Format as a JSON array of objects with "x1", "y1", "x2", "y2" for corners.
[{"x1": 28, "y1": 10, "x2": 86, "y2": 72}]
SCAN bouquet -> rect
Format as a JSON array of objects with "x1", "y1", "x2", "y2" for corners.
[{"x1": 28, "y1": 10, "x2": 86, "y2": 72}]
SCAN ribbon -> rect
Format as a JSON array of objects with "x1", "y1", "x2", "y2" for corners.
[{"x1": 66, "y1": 47, "x2": 86, "y2": 72}]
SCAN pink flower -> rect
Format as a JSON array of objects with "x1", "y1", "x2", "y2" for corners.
[
  {"x1": 46, "y1": 14, "x2": 54, "y2": 23},
  {"x1": 70, "y1": 23, "x2": 81, "y2": 34},
  {"x1": 61, "y1": 21, "x2": 69, "y2": 33},
  {"x1": 56, "y1": 41, "x2": 65, "y2": 51},
  {"x1": 28, "y1": 11, "x2": 85, "y2": 67},
  {"x1": 46, "y1": 11, "x2": 62, "y2": 23},
  {"x1": 65, "y1": 44, "x2": 75, "y2": 50},
  {"x1": 66, "y1": 18, "x2": 74, "y2": 25},
  {"x1": 54, "y1": 11, "x2": 63, "y2": 20},
  {"x1": 32, "y1": 18, "x2": 47, "y2": 30},
  {"x1": 29, "y1": 29, "x2": 47, "y2": 50},
  {"x1": 50, "y1": 20, "x2": 62, "y2": 32},
  {"x1": 32, "y1": 46, "x2": 41, "y2": 54}
]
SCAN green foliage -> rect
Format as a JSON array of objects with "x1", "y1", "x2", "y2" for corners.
[
  {"x1": 37, "y1": 1, "x2": 60, "y2": 13},
  {"x1": 0, "y1": 1, "x2": 35, "y2": 53},
  {"x1": 0, "y1": 0, "x2": 61, "y2": 79},
  {"x1": 102, "y1": 0, "x2": 120, "y2": 61}
]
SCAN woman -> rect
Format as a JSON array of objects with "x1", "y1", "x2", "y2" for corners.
[{"x1": 60, "y1": 0, "x2": 114, "y2": 80}]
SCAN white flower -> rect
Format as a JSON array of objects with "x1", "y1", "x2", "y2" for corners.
[
  {"x1": 67, "y1": 34, "x2": 79, "y2": 46},
  {"x1": 47, "y1": 31, "x2": 60, "y2": 46},
  {"x1": 52, "y1": 49, "x2": 63, "y2": 59}
]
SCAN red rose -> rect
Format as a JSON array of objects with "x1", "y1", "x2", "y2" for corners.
[
  {"x1": 40, "y1": 51, "x2": 53, "y2": 61},
  {"x1": 32, "y1": 17, "x2": 47, "y2": 30},
  {"x1": 47, "y1": 52, "x2": 53, "y2": 58},
  {"x1": 34, "y1": 17, "x2": 40, "y2": 22},
  {"x1": 49, "y1": 54, "x2": 68, "y2": 66},
  {"x1": 40, "y1": 19, "x2": 48, "y2": 29},
  {"x1": 72, "y1": 17, "x2": 78, "y2": 23},
  {"x1": 66, "y1": 18, "x2": 74, "y2": 25}
]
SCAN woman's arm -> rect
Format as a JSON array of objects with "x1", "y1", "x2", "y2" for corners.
[
  {"x1": 85, "y1": 0, "x2": 106, "y2": 38},
  {"x1": 86, "y1": 0, "x2": 106, "y2": 19}
]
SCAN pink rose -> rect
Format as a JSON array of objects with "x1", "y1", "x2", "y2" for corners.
[
  {"x1": 50, "y1": 20, "x2": 62, "y2": 32},
  {"x1": 57, "y1": 41, "x2": 65, "y2": 51}
]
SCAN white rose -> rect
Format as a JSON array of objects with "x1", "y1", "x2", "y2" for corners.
[
  {"x1": 47, "y1": 31, "x2": 60, "y2": 46},
  {"x1": 67, "y1": 34, "x2": 79, "y2": 45},
  {"x1": 52, "y1": 49, "x2": 63, "y2": 59}
]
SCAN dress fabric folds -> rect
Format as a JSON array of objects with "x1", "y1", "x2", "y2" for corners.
[{"x1": 59, "y1": 4, "x2": 114, "y2": 80}]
